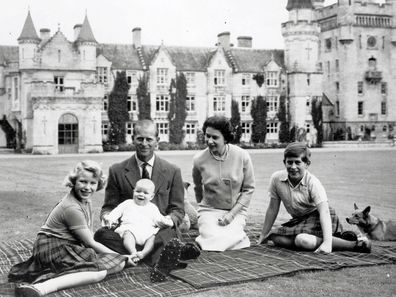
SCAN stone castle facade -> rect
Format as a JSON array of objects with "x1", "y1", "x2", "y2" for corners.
[{"x1": 0, "y1": 0, "x2": 394, "y2": 153}]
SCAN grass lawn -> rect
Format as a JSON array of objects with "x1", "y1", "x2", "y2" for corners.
[{"x1": 1, "y1": 148, "x2": 395, "y2": 296}]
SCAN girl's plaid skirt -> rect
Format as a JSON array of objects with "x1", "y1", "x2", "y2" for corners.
[
  {"x1": 271, "y1": 207, "x2": 343, "y2": 237},
  {"x1": 9, "y1": 233, "x2": 127, "y2": 283}
]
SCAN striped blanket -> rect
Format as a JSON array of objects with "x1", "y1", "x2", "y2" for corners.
[{"x1": 1, "y1": 227, "x2": 396, "y2": 297}]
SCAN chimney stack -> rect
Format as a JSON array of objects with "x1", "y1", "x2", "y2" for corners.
[
  {"x1": 40, "y1": 28, "x2": 50, "y2": 41},
  {"x1": 312, "y1": 0, "x2": 325, "y2": 9},
  {"x1": 132, "y1": 27, "x2": 141, "y2": 48},
  {"x1": 217, "y1": 32, "x2": 231, "y2": 50},
  {"x1": 73, "y1": 24, "x2": 82, "y2": 41},
  {"x1": 237, "y1": 36, "x2": 252, "y2": 48}
]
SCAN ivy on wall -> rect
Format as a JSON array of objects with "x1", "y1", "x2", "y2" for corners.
[
  {"x1": 277, "y1": 93, "x2": 290, "y2": 143},
  {"x1": 230, "y1": 99, "x2": 242, "y2": 144},
  {"x1": 311, "y1": 96, "x2": 323, "y2": 145},
  {"x1": 251, "y1": 96, "x2": 267, "y2": 143},
  {"x1": 108, "y1": 71, "x2": 130, "y2": 145},
  {"x1": 136, "y1": 74, "x2": 151, "y2": 120},
  {"x1": 168, "y1": 73, "x2": 187, "y2": 144}
]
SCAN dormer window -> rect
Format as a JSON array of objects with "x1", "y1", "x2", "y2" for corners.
[
  {"x1": 97, "y1": 67, "x2": 108, "y2": 84},
  {"x1": 265, "y1": 71, "x2": 278, "y2": 87},
  {"x1": 157, "y1": 68, "x2": 168, "y2": 85},
  {"x1": 214, "y1": 70, "x2": 225, "y2": 86}
]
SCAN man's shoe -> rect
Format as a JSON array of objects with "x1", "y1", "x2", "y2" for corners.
[
  {"x1": 150, "y1": 238, "x2": 183, "y2": 282},
  {"x1": 180, "y1": 242, "x2": 201, "y2": 261},
  {"x1": 15, "y1": 284, "x2": 42, "y2": 297},
  {"x1": 353, "y1": 237, "x2": 372, "y2": 253}
]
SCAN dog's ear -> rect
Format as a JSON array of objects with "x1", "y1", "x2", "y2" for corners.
[
  {"x1": 354, "y1": 203, "x2": 359, "y2": 210},
  {"x1": 363, "y1": 206, "x2": 371, "y2": 216}
]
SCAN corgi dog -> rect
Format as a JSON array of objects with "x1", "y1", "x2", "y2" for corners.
[{"x1": 346, "y1": 203, "x2": 396, "y2": 241}]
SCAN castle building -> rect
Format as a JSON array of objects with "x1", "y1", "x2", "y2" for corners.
[
  {"x1": 284, "y1": 0, "x2": 395, "y2": 141},
  {"x1": 0, "y1": 0, "x2": 395, "y2": 154},
  {"x1": 0, "y1": 12, "x2": 285, "y2": 154}
]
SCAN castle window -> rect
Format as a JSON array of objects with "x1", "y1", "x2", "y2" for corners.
[
  {"x1": 13, "y1": 77, "x2": 19, "y2": 101},
  {"x1": 213, "y1": 96, "x2": 225, "y2": 111},
  {"x1": 156, "y1": 122, "x2": 168, "y2": 135},
  {"x1": 103, "y1": 95, "x2": 108, "y2": 111},
  {"x1": 101, "y1": 123, "x2": 109, "y2": 136},
  {"x1": 266, "y1": 71, "x2": 278, "y2": 87},
  {"x1": 381, "y1": 82, "x2": 387, "y2": 95},
  {"x1": 357, "y1": 81, "x2": 363, "y2": 95},
  {"x1": 156, "y1": 95, "x2": 169, "y2": 111},
  {"x1": 58, "y1": 50, "x2": 61, "y2": 63},
  {"x1": 335, "y1": 59, "x2": 339, "y2": 72},
  {"x1": 381, "y1": 101, "x2": 387, "y2": 115},
  {"x1": 266, "y1": 122, "x2": 278, "y2": 134},
  {"x1": 336, "y1": 81, "x2": 340, "y2": 92},
  {"x1": 242, "y1": 74, "x2": 251, "y2": 86},
  {"x1": 214, "y1": 70, "x2": 225, "y2": 86},
  {"x1": 241, "y1": 122, "x2": 251, "y2": 139},
  {"x1": 125, "y1": 122, "x2": 134, "y2": 135},
  {"x1": 54, "y1": 76, "x2": 64, "y2": 92},
  {"x1": 336, "y1": 101, "x2": 340, "y2": 117},
  {"x1": 358, "y1": 101, "x2": 364, "y2": 116},
  {"x1": 327, "y1": 61, "x2": 330, "y2": 76},
  {"x1": 266, "y1": 96, "x2": 278, "y2": 113},
  {"x1": 97, "y1": 67, "x2": 108, "y2": 84},
  {"x1": 186, "y1": 96, "x2": 195, "y2": 111},
  {"x1": 306, "y1": 97, "x2": 311, "y2": 114},
  {"x1": 156, "y1": 68, "x2": 168, "y2": 85},
  {"x1": 185, "y1": 72, "x2": 195, "y2": 85},
  {"x1": 127, "y1": 71, "x2": 137, "y2": 85},
  {"x1": 325, "y1": 38, "x2": 332, "y2": 51},
  {"x1": 127, "y1": 95, "x2": 137, "y2": 112},
  {"x1": 185, "y1": 123, "x2": 196, "y2": 136},
  {"x1": 241, "y1": 96, "x2": 251, "y2": 112}
]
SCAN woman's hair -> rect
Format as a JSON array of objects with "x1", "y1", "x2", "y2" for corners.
[
  {"x1": 202, "y1": 116, "x2": 234, "y2": 143},
  {"x1": 283, "y1": 142, "x2": 311, "y2": 165},
  {"x1": 63, "y1": 160, "x2": 107, "y2": 191}
]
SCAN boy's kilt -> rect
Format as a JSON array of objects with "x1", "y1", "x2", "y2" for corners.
[
  {"x1": 9, "y1": 233, "x2": 127, "y2": 283},
  {"x1": 272, "y1": 207, "x2": 343, "y2": 237}
]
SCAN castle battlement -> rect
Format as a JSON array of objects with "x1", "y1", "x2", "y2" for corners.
[{"x1": 29, "y1": 81, "x2": 103, "y2": 98}]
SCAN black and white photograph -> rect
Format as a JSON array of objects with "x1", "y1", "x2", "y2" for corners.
[{"x1": 0, "y1": 0, "x2": 395, "y2": 296}]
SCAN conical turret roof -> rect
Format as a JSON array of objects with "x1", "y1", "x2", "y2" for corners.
[
  {"x1": 76, "y1": 15, "x2": 97, "y2": 43},
  {"x1": 18, "y1": 11, "x2": 40, "y2": 42},
  {"x1": 286, "y1": 0, "x2": 314, "y2": 11}
]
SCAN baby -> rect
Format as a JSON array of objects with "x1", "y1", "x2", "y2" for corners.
[{"x1": 102, "y1": 179, "x2": 173, "y2": 262}]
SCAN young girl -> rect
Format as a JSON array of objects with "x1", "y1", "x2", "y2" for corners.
[{"x1": 9, "y1": 160, "x2": 133, "y2": 297}]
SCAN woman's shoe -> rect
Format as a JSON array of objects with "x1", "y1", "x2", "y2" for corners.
[{"x1": 15, "y1": 284, "x2": 42, "y2": 297}]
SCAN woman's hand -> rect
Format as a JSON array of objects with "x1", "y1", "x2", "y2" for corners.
[
  {"x1": 218, "y1": 212, "x2": 234, "y2": 226},
  {"x1": 257, "y1": 233, "x2": 270, "y2": 245}
]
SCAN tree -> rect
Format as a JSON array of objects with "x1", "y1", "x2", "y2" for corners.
[
  {"x1": 230, "y1": 100, "x2": 242, "y2": 144},
  {"x1": 250, "y1": 96, "x2": 267, "y2": 143},
  {"x1": 108, "y1": 71, "x2": 130, "y2": 145},
  {"x1": 136, "y1": 74, "x2": 151, "y2": 120},
  {"x1": 311, "y1": 97, "x2": 323, "y2": 145},
  {"x1": 253, "y1": 73, "x2": 265, "y2": 87},
  {"x1": 168, "y1": 73, "x2": 187, "y2": 144},
  {"x1": 277, "y1": 93, "x2": 290, "y2": 143}
]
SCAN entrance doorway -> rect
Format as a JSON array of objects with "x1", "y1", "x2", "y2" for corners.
[{"x1": 58, "y1": 113, "x2": 78, "y2": 154}]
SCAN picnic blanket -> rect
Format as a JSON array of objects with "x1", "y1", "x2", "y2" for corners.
[{"x1": 1, "y1": 226, "x2": 396, "y2": 297}]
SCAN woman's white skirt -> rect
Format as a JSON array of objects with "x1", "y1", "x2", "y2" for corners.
[{"x1": 195, "y1": 207, "x2": 250, "y2": 251}]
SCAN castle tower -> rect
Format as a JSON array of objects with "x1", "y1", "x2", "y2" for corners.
[
  {"x1": 17, "y1": 11, "x2": 40, "y2": 69},
  {"x1": 282, "y1": 0, "x2": 322, "y2": 132},
  {"x1": 75, "y1": 14, "x2": 97, "y2": 70}
]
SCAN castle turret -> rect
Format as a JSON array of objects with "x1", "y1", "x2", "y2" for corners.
[
  {"x1": 282, "y1": 0, "x2": 323, "y2": 132},
  {"x1": 18, "y1": 11, "x2": 40, "y2": 69},
  {"x1": 75, "y1": 14, "x2": 97, "y2": 70}
]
